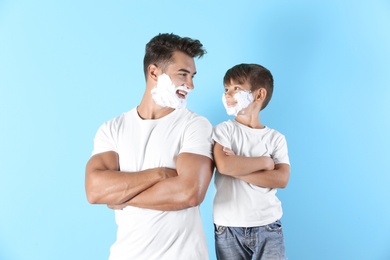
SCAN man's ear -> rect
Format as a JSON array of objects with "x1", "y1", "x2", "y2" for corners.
[{"x1": 147, "y1": 64, "x2": 160, "y2": 81}]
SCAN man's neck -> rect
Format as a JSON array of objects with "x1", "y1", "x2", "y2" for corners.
[{"x1": 137, "y1": 101, "x2": 175, "y2": 120}]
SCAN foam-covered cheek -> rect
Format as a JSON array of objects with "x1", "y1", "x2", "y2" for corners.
[
  {"x1": 235, "y1": 91, "x2": 254, "y2": 108},
  {"x1": 151, "y1": 74, "x2": 189, "y2": 109},
  {"x1": 222, "y1": 91, "x2": 253, "y2": 116}
]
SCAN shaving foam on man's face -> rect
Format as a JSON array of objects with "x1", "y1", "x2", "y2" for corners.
[
  {"x1": 222, "y1": 90, "x2": 254, "y2": 116},
  {"x1": 151, "y1": 73, "x2": 191, "y2": 109}
]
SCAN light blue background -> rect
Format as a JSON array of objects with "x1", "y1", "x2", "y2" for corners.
[{"x1": 1, "y1": 1, "x2": 390, "y2": 259}]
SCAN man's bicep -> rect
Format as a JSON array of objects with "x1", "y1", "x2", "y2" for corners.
[
  {"x1": 86, "y1": 151, "x2": 119, "y2": 177},
  {"x1": 176, "y1": 152, "x2": 213, "y2": 186}
]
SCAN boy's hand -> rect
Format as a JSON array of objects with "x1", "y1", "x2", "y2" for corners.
[
  {"x1": 261, "y1": 156, "x2": 275, "y2": 171},
  {"x1": 223, "y1": 147, "x2": 235, "y2": 156}
]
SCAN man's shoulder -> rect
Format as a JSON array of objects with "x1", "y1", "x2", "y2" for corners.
[
  {"x1": 178, "y1": 109, "x2": 211, "y2": 124},
  {"x1": 101, "y1": 108, "x2": 136, "y2": 128}
]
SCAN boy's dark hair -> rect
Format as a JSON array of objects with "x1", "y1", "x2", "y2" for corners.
[
  {"x1": 224, "y1": 63, "x2": 274, "y2": 110},
  {"x1": 143, "y1": 33, "x2": 206, "y2": 77}
]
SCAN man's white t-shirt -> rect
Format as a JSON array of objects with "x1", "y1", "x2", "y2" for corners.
[
  {"x1": 92, "y1": 108, "x2": 213, "y2": 260},
  {"x1": 212, "y1": 120, "x2": 290, "y2": 227}
]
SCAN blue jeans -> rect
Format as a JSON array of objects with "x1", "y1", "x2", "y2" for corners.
[{"x1": 214, "y1": 220, "x2": 286, "y2": 260}]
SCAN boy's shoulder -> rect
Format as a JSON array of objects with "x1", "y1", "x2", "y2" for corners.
[{"x1": 214, "y1": 119, "x2": 236, "y2": 129}]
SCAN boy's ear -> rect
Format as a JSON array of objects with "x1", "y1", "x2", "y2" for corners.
[{"x1": 255, "y1": 88, "x2": 267, "y2": 102}]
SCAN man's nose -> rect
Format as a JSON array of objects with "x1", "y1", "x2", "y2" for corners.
[{"x1": 184, "y1": 78, "x2": 194, "y2": 90}]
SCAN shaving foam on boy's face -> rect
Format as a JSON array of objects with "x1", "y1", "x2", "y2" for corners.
[
  {"x1": 222, "y1": 90, "x2": 254, "y2": 116},
  {"x1": 151, "y1": 73, "x2": 191, "y2": 109}
]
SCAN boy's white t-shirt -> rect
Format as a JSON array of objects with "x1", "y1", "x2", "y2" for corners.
[
  {"x1": 212, "y1": 120, "x2": 290, "y2": 227},
  {"x1": 92, "y1": 108, "x2": 213, "y2": 260}
]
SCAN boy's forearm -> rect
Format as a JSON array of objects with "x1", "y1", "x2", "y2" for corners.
[
  {"x1": 214, "y1": 142, "x2": 274, "y2": 177},
  {"x1": 236, "y1": 163, "x2": 290, "y2": 188},
  {"x1": 217, "y1": 154, "x2": 274, "y2": 177}
]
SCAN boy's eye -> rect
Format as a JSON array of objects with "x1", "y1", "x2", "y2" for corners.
[{"x1": 234, "y1": 87, "x2": 241, "y2": 91}]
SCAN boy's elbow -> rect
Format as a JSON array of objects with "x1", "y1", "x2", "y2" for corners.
[
  {"x1": 279, "y1": 173, "x2": 290, "y2": 189},
  {"x1": 279, "y1": 181, "x2": 288, "y2": 189},
  {"x1": 215, "y1": 164, "x2": 234, "y2": 176}
]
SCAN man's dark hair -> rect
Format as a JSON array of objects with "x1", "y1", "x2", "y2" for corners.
[
  {"x1": 224, "y1": 63, "x2": 274, "y2": 110},
  {"x1": 143, "y1": 33, "x2": 206, "y2": 77}
]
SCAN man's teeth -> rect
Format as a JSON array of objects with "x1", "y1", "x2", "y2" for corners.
[{"x1": 177, "y1": 90, "x2": 187, "y2": 96}]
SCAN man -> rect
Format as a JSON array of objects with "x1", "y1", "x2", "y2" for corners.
[{"x1": 85, "y1": 33, "x2": 214, "y2": 260}]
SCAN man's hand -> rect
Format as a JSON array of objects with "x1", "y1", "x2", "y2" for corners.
[
  {"x1": 107, "y1": 204, "x2": 125, "y2": 210},
  {"x1": 223, "y1": 146, "x2": 235, "y2": 156},
  {"x1": 159, "y1": 167, "x2": 178, "y2": 179}
]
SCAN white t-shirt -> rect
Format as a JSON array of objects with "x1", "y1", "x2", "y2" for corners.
[
  {"x1": 92, "y1": 108, "x2": 213, "y2": 260},
  {"x1": 212, "y1": 120, "x2": 290, "y2": 227}
]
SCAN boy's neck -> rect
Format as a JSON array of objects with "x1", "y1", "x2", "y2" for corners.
[{"x1": 235, "y1": 113, "x2": 265, "y2": 129}]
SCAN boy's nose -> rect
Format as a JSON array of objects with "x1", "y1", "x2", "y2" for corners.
[{"x1": 225, "y1": 90, "x2": 235, "y2": 97}]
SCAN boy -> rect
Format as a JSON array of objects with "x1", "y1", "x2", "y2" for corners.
[{"x1": 212, "y1": 63, "x2": 290, "y2": 260}]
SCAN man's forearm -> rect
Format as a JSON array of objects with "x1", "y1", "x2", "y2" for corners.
[
  {"x1": 86, "y1": 152, "x2": 177, "y2": 205},
  {"x1": 125, "y1": 176, "x2": 198, "y2": 211},
  {"x1": 87, "y1": 168, "x2": 169, "y2": 205},
  {"x1": 112, "y1": 153, "x2": 213, "y2": 211}
]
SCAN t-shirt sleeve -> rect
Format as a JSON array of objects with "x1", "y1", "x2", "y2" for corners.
[
  {"x1": 272, "y1": 134, "x2": 290, "y2": 165},
  {"x1": 212, "y1": 122, "x2": 231, "y2": 149},
  {"x1": 91, "y1": 121, "x2": 117, "y2": 156},
  {"x1": 180, "y1": 116, "x2": 213, "y2": 160}
]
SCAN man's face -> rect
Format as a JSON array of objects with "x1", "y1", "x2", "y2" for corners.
[
  {"x1": 150, "y1": 51, "x2": 197, "y2": 109},
  {"x1": 162, "y1": 51, "x2": 197, "y2": 99}
]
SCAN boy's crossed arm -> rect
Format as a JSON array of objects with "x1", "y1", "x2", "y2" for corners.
[{"x1": 213, "y1": 142, "x2": 290, "y2": 189}]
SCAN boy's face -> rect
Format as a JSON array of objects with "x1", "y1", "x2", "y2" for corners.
[
  {"x1": 224, "y1": 80, "x2": 252, "y2": 107},
  {"x1": 222, "y1": 80, "x2": 254, "y2": 116}
]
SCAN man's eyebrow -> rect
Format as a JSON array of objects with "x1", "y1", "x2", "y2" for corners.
[{"x1": 179, "y1": 68, "x2": 197, "y2": 75}]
